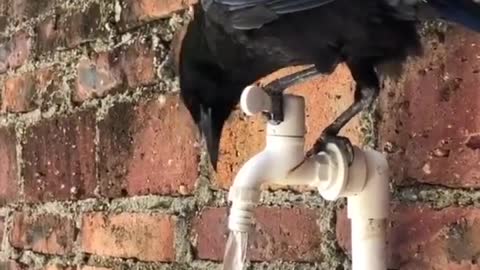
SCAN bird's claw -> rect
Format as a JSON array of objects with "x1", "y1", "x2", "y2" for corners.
[
  {"x1": 289, "y1": 132, "x2": 354, "y2": 173},
  {"x1": 309, "y1": 132, "x2": 354, "y2": 165}
]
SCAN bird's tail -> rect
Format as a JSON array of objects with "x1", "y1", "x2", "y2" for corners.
[{"x1": 428, "y1": 0, "x2": 480, "y2": 32}]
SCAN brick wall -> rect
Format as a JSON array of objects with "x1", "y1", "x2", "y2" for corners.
[{"x1": 0, "y1": 0, "x2": 478, "y2": 269}]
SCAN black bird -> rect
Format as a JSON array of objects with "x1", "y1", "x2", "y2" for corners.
[{"x1": 178, "y1": 0, "x2": 480, "y2": 170}]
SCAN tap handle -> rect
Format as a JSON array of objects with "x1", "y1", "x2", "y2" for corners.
[{"x1": 240, "y1": 85, "x2": 272, "y2": 116}]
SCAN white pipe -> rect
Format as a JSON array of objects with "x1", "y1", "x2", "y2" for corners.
[{"x1": 347, "y1": 149, "x2": 390, "y2": 270}]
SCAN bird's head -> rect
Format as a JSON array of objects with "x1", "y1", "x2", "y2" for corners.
[{"x1": 173, "y1": 18, "x2": 242, "y2": 171}]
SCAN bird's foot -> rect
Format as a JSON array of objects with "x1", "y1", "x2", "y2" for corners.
[
  {"x1": 268, "y1": 92, "x2": 284, "y2": 124},
  {"x1": 289, "y1": 131, "x2": 354, "y2": 173},
  {"x1": 306, "y1": 132, "x2": 354, "y2": 165}
]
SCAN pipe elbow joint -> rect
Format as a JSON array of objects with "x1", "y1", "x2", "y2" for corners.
[{"x1": 348, "y1": 149, "x2": 390, "y2": 220}]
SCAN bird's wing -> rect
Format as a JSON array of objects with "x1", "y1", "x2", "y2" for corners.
[
  {"x1": 427, "y1": 0, "x2": 480, "y2": 32},
  {"x1": 201, "y1": 0, "x2": 336, "y2": 29}
]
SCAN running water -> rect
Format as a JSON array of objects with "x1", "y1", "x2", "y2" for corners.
[{"x1": 222, "y1": 231, "x2": 249, "y2": 270}]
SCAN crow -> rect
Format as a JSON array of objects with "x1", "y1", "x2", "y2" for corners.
[{"x1": 178, "y1": 0, "x2": 480, "y2": 170}]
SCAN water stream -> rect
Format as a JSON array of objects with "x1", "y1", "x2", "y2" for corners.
[{"x1": 222, "y1": 231, "x2": 249, "y2": 270}]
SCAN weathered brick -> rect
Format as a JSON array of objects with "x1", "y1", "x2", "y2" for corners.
[
  {"x1": 0, "y1": 217, "x2": 4, "y2": 248},
  {"x1": 2, "y1": 73, "x2": 35, "y2": 113},
  {"x1": 80, "y1": 267, "x2": 112, "y2": 270},
  {"x1": 192, "y1": 207, "x2": 323, "y2": 262},
  {"x1": 43, "y1": 264, "x2": 73, "y2": 270},
  {"x1": 118, "y1": 40, "x2": 156, "y2": 88},
  {"x1": 170, "y1": 24, "x2": 188, "y2": 75},
  {"x1": 98, "y1": 96, "x2": 199, "y2": 198},
  {"x1": 36, "y1": 4, "x2": 103, "y2": 53},
  {"x1": 81, "y1": 212, "x2": 176, "y2": 262},
  {"x1": 215, "y1": 65, "x2": 363, "y2": 189},
  {"x1": 36, "y1": 16, "x2": 62, "y2": 53},
  {"x1": 2, "y1": 67, "x2": 58, "y2": 113},
  {"x1": 74, "y1": 40, "x2": 155, "y2": 104},
  {"x1": 0, "y1": 1, "x2": 9, "y2": 32},
  {"x1": 0, "y1": 127, "x2": 18, "y2": 204},
  {"x1": 379, "y1": 27, "x2": 480, "y2": 187},
  {"x1": 63, "y1": 4, "x2": 102, "y2": 49},
  {"x1": 13, "y1": 0, "x2": 56, "y2": 21},
  {"x1": 0, "y1": 16, "x2": 7, "y2": 33},
  {"x1": 22, "y1": 110, "x2": 96, "y2": 202},
  {"x1": 119, "y1": 0, "x2": 196, "y2": 30},
  {"x1": 0, "y1": 261, "x2": 28, "y2": 270},
  {"x1": 337, "y1": 204, "x2": 480, "y2": 269},
  {"x1": 74, "y1": 52, "x2": 123, "y2": 103},
  {"x1": 0, "y1": 31, "x2": 32, "y2": 74},
  {"x1": 10, "y1": 212, "x2": 76, "y2": 255}
]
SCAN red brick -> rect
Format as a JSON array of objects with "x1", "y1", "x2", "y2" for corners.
[
  {"x1": 118, "y1": 40, "x2": 156, "y2": 88},
  {"x1": 170, "y1": 24, "x2": 188, "y2": 75},
  {"x1": 379, "y1": 27, "x2": 480, "y2": 187},
  {"x1": 0, "y1": 16, "x2": 7, "y2": 33},
  {"x1": 0, "y1": 1, "x2": 9, "y2": 32},
  {"x1": 192, "y1": 207, "x2": 323, "y2": 262},
  {"x1": 2, "y1": 73, "x2": 35, "y2": 113},
  {"x1": 36, "y1": 16, "x2": 62, "y2": 54},
  {"x1": 0, "y1": 31, "x2": 32, "y2": 74},
  {"x1": 13, "y1": 0, "x2": 56, "y2": 22},
  {"x1": 74, "y1": 40, "x2": 155, "y2": 103},
  {"x1": 63, "y1": 4, "x2": 102, "y2": 49},
  {"x1": 336, "y1": 204, "x2": 480, "y2": 269},
  {"x1": 2, "y1": 67, "x2": 58, "y2": 113},
  {"x1": 0, "y1": 217, "x2": 4, "y2": 248},
  {"x1": 119, "y1": 0, "x2": 197, "y2": 30},
  {"x1": 0, "y1": 261, "x2": 28, "y2": 270},
  {"x1": 74, "y1": 53, "x2": 123, "y2": 103},
  {"x1": 43, "y1": 264, "x2": 73, "y2": 270},
  {"x1": 98, "y1": 96, "x2": 199, "y2": 198},
  {"x1": 36, "y1": 4, "x2": 103, "y2": 53},
  {"x1": 215, "y1": 65, "x2": 363, "y2": 189},
  {"x1": 10, "y1": 212, "x2": 76, "y2": 255},
  {"x1": 0, "y1": 217, "x2": 6, "y2": 249},
  {"x1": 22, "y1": 110, "x2": 96, "y2": 202},
  {"x1": 80, "y1": 212, "x2": 176, "y2": 262},
  {"x1": 80, "y1": 267, "x2": 112, "y2": 270},
  {"x1": 0, "y1": 127, "x2": 18, "y2": 204}
]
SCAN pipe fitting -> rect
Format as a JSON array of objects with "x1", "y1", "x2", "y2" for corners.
[
  {"x1": 227, "y1": 187, "x2": 261, "y2": 232},
  {"x1": 226, "y1": 84, "x2": 391, "y2": 270}
]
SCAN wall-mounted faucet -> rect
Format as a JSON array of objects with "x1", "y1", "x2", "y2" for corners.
[{"x1": 223, "y1": 85, "x2": 390, "y2": 270}]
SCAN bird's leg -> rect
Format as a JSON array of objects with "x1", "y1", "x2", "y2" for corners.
[
  {"x1": 290, "y1": 61, "x2": 379, "y2": 172},
  {"x1": 263, "y1": 66, "x2": 321, "y2": 124}
]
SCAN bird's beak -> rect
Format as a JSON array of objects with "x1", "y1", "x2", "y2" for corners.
[{"x1": 199, "y1": 106, "x2": 220, "y2": 170}]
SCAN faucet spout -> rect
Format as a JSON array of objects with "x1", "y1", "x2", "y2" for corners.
[{"x1": 228, "y1": 86, "x2": 339, "y2": 233}]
